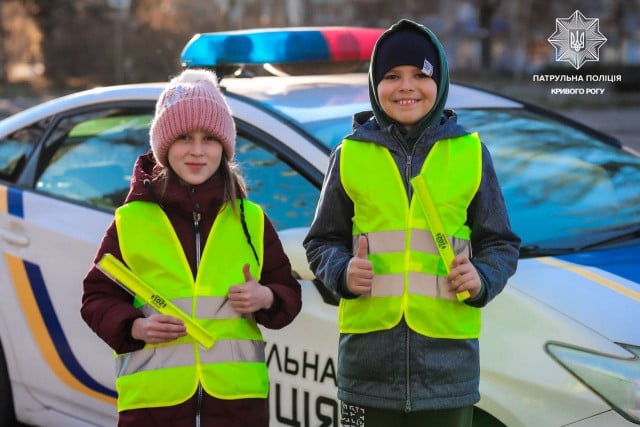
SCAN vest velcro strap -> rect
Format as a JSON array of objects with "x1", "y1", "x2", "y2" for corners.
[{"x1": 116, "y1": 339, "x2": 265, "y2": 377}]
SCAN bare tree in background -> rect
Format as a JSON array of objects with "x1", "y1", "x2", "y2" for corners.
[
  {"x1": 0, "y1": 1, "x2": 5, "y2": 83},
  {"x1": 0, "y1": 0, "x2": 638, "y2": 89},
  {"x1": 478, "y1": 0, "x2": 501, "y2": 69}
]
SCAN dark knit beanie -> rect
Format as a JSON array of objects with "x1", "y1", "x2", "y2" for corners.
[{"x1": 373, "y1": 27, "x2": 439, "y2": 87}]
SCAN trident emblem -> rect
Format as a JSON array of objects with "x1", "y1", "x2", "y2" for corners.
[
  {"x1": 570, "y1": 30, "x2": 585, "y2": 52},
  {"x1": 548, "y1": 10, "x2": 607, "y2": 69}
]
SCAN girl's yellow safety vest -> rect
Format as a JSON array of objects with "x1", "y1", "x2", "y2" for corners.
[
  {"x1": 113, "y1": 199, "x2": 267, "y2": 411},
  {"x1": 339, "y1": 133, "x2": 482, "y2": 339}
]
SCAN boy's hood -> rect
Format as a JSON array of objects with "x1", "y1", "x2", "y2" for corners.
[{"x1": 368, "y1": 19, "x2": 450, "y2": 140}]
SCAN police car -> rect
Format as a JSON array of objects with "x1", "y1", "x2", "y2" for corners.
[{"x1": 0, "y1": 27, "x2": 638, "y2": 427}]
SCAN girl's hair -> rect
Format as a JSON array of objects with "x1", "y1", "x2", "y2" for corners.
[
  {"x1": 219, "y1": 152, "x2": 248, "y2": 210},
  {"x1": 151, "y1": 150, "x2": 259, "y2": 264}
]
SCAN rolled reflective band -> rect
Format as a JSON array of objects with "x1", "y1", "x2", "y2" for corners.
[
  {"x1": 96, "y1": 253, "x2": 215, "y2": 349},
  {"x1": 410, "y1": 175, "x2": 471, "y2": 302}
]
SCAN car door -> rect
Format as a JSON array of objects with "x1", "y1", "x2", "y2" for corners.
[
  {"x1": 0, "y1": 103, "x2": 154, "y2": 426},
  {"x1": 0, "y1": 98, "x2": 341, "y2": 426},
  {"x1": 232, "y1": 121, "x2": 341, "y2": 426}
]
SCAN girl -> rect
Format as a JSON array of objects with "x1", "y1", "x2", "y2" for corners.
[{"x1": 81, "y1": 69, "x2": 302, "y2": 427}]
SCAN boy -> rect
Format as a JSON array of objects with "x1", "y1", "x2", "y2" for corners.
[{"x1": 304, "y1": 19, "x2": 520, "y2": 427}]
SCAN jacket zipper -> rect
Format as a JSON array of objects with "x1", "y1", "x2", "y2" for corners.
[
  {"x1": 392, "y1": 130, "x2": 416, "y2": 200},
  {"x1": 194, "y1": 211, "x2": 202, "y2": 266},
  {"x1": 397, "y1": 133, "x2": 418, "y2": 413},
  {"x1": 193, "y1": 209, "x2": 203, "y2": 427},
  {"x1": 405, "y1": 324, "x2": 411, "y2": 412},
  {"x1": 195, "y1": 383, "x2": 203, "y2": 427}
]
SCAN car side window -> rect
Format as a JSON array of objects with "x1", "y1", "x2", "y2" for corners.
[
  {"x1": 0, "y1": 122, "x2": 46, "y2": 182},
  {"x1": 235, "y1": 134, "x2": 319, "y2": 231},
  {"x1": 35, "y1": 108, "x2": 153, "y2": 210}
]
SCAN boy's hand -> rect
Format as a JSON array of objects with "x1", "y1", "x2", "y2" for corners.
[
  {"x1": 346, "y1": 235, "x2": 374, "y2": 296},
  {"x1": 448, "y1": 254, "x2": 481, "y2": 299}
]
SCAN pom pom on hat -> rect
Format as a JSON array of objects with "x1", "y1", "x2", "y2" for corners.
[
  {"x1": 150, "y1": 69, "x2": 236, "y2": 167},
  {"x1": 373, "y1": 27, "x2": 440, "y2": 87}
]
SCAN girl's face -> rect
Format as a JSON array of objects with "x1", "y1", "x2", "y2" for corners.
[
  {"x1": 167, "y1": 130, "x2": 223, "y2": 185},
  {"x1": 377, "y1": 65, "x2": 437, "y2": 131}
]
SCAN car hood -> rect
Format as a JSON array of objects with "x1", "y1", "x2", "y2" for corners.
[{"x1": 511, "y1": 244, "x2": 640, "y2": 345}]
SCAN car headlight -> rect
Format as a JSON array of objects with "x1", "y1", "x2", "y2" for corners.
[{"x1": 545, "y1": 341, "x2": 640, "y2": 423}]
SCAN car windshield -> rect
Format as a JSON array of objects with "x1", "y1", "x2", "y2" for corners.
[
  {"x1": 266, "y1": 91, "x2": 640, "y2": 254},
  {"x1": 459, "y1": 108, "x2": 640, "y2": 254},
  {"x1": 231, "y1": 75, "x2": 371, "y2": 149}
]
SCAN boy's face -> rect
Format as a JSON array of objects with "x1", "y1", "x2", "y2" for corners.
[{"x1": 377, "y1": 65, "x2": 437, "y2": 131}]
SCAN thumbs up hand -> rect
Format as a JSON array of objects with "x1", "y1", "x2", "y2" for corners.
[
  {"x1": 346, "y1": 235, "x2": 374, "y2": 296},
  {"x1": 228, "y1": 263, "x2": 274, "y2": 313}
]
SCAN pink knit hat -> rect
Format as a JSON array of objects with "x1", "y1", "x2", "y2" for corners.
[{"x1": 149, "y1": 69, "x2": 236, "y2": 167}]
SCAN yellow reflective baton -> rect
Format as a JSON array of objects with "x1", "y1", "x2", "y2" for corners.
[
  {"x1": 410, "y1": 175, "x2": 470, "y2": 302},
  {"x1": 96, "y1": 253, "x2": 215, "y2": 349}
]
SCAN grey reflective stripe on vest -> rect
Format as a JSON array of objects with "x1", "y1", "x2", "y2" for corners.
[
  {"x1": 354, "y1": 230, "x2": 471, "y2": 257},
  {"x1": 354, "y1": 229, "x2": 437, "y2": 254},
  {"x1": 370, "y1": 272, "x2": 458, "y2": 300},
  {"x1": 356, "y1": 230, "x2": 471, "y2": 300},
  {"x1": 116, "y1": 339, "x2": 265, "y2": 377},
  {"x1": 139, "y1": 297, "x2": 254, "y2": 320}
]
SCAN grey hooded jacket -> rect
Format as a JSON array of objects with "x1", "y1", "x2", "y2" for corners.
[{"x1": 303, "y1": 19, "x2": 520, "y2": 411}]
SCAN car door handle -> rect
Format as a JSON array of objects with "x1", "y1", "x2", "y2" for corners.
[{"x1": 0, "y1": 228, "x2": 30, "y2": 246}]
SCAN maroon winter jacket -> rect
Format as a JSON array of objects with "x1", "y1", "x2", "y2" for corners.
[{"x1": 81, "y1": 152, "x2": 302, "y2": 426}]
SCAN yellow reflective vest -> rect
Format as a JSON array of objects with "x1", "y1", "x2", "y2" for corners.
[
  {"x1": 113, "y1": 199, "x2": 268, "y2": 411},
  {"x1": 339, "y1": 133, "x2": 482, "y2": 338}
]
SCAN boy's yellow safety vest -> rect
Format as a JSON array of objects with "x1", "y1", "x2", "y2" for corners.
[
  {"x1": 113, "y1": 199, "x2": 267, "y2": 411},
  {"x1": 339, "y1": 133, "x2": 482, "y2": 338}
]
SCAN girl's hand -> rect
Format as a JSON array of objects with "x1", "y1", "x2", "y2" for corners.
[
  {"x1": 228, "y1": 263, "x2": 274, "y2": 313},
  {"x1": 131, "y1": 314, "x2": 186, "y2": 344}
]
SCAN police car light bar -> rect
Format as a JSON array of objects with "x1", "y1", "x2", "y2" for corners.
[{"x1": 180, "y1": 27, "x2": 384, "y2": 68}]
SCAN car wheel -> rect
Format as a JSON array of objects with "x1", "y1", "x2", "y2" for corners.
[
  {"x1": 473, "y1": 408, "x2": 506, "y2": 427},
  {"x1": 0, "y1": 342, "x2": 17, "y2": 426}
]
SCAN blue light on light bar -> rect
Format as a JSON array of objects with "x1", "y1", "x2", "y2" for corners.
[{"x1": 181, "y1": 27, "x2": 384, "y2": 68}]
